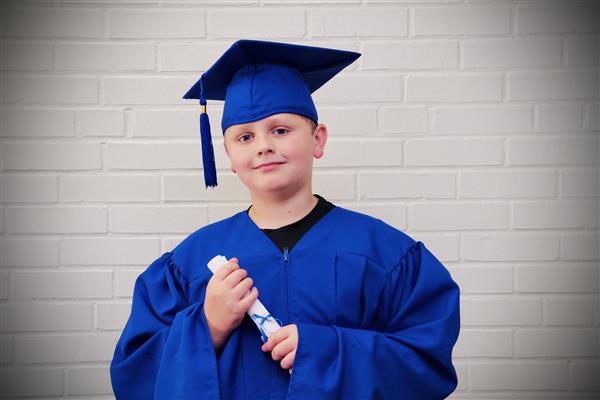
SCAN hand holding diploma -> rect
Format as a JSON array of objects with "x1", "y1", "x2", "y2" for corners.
[
  {"x1": 206, "y1": 255, "x2": 282, "y2": 352},
  {"x1": 204, "y1": 256, "x2": 260, "y2": 353}
]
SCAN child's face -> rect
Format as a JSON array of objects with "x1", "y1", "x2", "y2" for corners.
[{"x1": 223, "y1": 113, "x2": 327, "y2": 197}]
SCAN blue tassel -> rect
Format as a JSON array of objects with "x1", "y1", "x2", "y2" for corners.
[{"x1": 199, "y1": 97, "x2": 217, "y2": 188}]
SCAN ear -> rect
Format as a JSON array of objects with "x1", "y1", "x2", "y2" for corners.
[{"x1": 313, "y1": 123, "x2": 328, "y2": 159}]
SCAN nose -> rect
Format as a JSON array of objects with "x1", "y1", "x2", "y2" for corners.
[{"x1": 255, "y1": 132, "x2": 274, "y2": 155}]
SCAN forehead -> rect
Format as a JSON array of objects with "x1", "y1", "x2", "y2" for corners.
[{"x1": 224, "y1": 113, "x2": 306, "y2": 135}]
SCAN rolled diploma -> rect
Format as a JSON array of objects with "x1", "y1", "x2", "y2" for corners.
[{"x1": 207, "y1": 255, "x2": 281, "y2": 343}]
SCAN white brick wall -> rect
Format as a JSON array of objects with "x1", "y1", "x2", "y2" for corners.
[{"x1": 0, "y1": 1, "x2": 597, "y2": 398}]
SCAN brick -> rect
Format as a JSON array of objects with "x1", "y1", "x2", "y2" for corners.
[
  {"x1": 2, "y1": 108, "x2": 76, "y2": 137},
  {"x1": 164, "y1": 237, "x2": 187, "y2": 252},
  {"x1": 2, "y1": 76, "x2": 98, "y2": 104},
  {"x1": 562, "y1": 234, "x2": 599, "y2": 261},
  {"x1": 453, "y1": 329, "x2": 512, "y2": 357},
  {"x1": 587, "y1": 102, "x2": 599, "y2": 131},
  {"x1": 517, "y1": 266, "x2": 598, "y2": 293},
  {"x1": 0, "y1": 367, "x2": 63, "y2": 397},
  {"x1": 313, "y1": 172, "x2": 355, "y2": 200},
  {"x1": 449, "y1": 266, "x2": 512, "y2": 294},
  {"x1": 362, "y1": 41, "x2": 457, "y2": 69},
  {"x1": 56, "y1": 43, "x2": 155, "y2": 71},
  {"x1": 513, "y1": 200, "x2": 598, "y2": 229},
  {"x1": 59, "y1": 174, "x2": 160, "y2": 202},
  {"x1": 509, "y1": 70, "x2": 598, "y2": 101},
  {"x1": 0, "y1": 8, "x2": 103, "y2": 38},
  {"x1": 414, "y1": 5, "x2": 510, "y2": 36},
  {"x1": 470, "y1": 362, "x2": 567, "y2": 390},
  {"x1": 314, "y1": 74, "x2": 403, "y2": 103},
  {"x1": 537, "y1": 103, "x2": 586, "y2": 132},
  {"x1": 106, "y1": 142, "x2": 202, "y2": 170},
  {"x1": 164, "y1": 174, "x2": 251, "y2": 202},
  {"x1": 109, "y1": 9, "x2": 205, "y2": 38},
  {"x1": 316, "y1": 139, "x2": 403, "y2": 168},
  {"x1": 115, "y1": 269, "x2": 143, "y2": 298},
  {"x1": 132, "y1": 109, "x2": 198, "y2": 138},
  {"x1": 208, "y1": 205, "x2": 248, "y2": 224},
  {"x1": 311, "y1": 7, "x2": 407, "y2": 37},
  {"x1": 410, "y1": 202, "x2": 506, "y2": 231},
  {"x1": 560, "y1": 169, "x2": 599, "y2": 198},
  {"x1": 318, "y1": 107, "x2": 377, "y2": 136},
  {"x1": 80, "y1": 109, "x2": 125, "y2": 136},
  {"x1": 570, "y1": 361, "x2": 599, "y2": 391},
  {"x1": 515, "y1": 329, "x2": 598, "y2": 357},
  {"x1": 62, "y1": 238, "x2": 159, "y2": 266},
  {"x1": 1, "y1": 303, "x2": 93, "y2": 332},
  {"x1": 461, "y1": 234, "x2": 559, "y2": 261},
  {"x1": 464, "y1": 38, "x2": 562, "y2": 68},
  {"x1": 1, "y1": 42, "x2": 52, "y2": 71},
  {"x1": 460, "y1": 170, "x2": 556, "y2": 199},
  {"x1": 405, "y1": 138, "x2": 503, "y2": 166},
  {"x1": 11, "y1": 271, "x2": 112, "y2": 299},
  {"x1": 97, "y1": 302, "x2": 131, "y2": 330},
  {"x1": 104, "y1": 77, "x2": 191, "y2": 105},
  {"x1": 410, "y1": 234, "x2": 459, "y2": 262},
  {"x1": 3, "y1": 142, "x2": 101, "y2": 170},
  {"x1": 209, "y1": 9, "x2": 304, "y2": 38},
  {"x1": 1, "y1": 174, "x2": 58, "y2": 203},
  {"x1": 68, "y1": 366, "x2": 112, "y2": 395},
  {"x1": 0, "y1": 336, "x2": 13, "y2": 364},
  {"x1": 379, "y1": 106, "x2": 428, "y2": 134},
  {"x1": 518, "y1": 4, "x2": 599, "y2": 34},
  {"x1": 0, "y1": 271, "x2": 7, "y2": 300},
  {"x1": 15, "y1": 334, "x2": 116, "y2": 363},
  {"x1": 6, "y1": 206, "x2": 107, "y2": 234},
  {"x1": 508, "y1": 136, "x2": 598, "y2": 166},
  {"x1": 431, "y1": 105, "x2": 532, "y2": 134},
  {"x1": 360, "y1": 172, "x2": 455, "y2": 199},
  {"x1": 109, "y1": 205, "x2": 208, "y2": 233},
  {"x1": 568, "y1": 35, "x2": 599, "y2": 66},
  {"x1": 343, "y1": 203, "x2": 407, "y2": 230},
  {"x1": 1, "y1": 238, "x2": 59, "y2": 267},
  {"x1": 454, "y1": 363, "x2": 467, "y2": 392},
  {"x1": 546, "y1": 297, "x2": 596, "y2": 326},
  {"x1": 461, "y1": 298, "x2": 542, "y2": 326},
  {"x1": 159, "y1": 42, "x2": 230, "y2": 72},
  {"x1": 406, "y1": 74, "x2": 502, "y2": 102}
]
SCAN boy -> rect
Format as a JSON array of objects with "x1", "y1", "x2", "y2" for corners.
[{"x1": 110, "y1": 40, "x2": 460, "y2": 399}]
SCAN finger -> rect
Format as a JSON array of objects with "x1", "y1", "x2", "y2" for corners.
[
  {"x1": 213, "y1": 259, "x2": 239, "y2": 280},
  {"x1": 222, "y1": 268, "x2": 248, "y2": 289},
  {"x1": 280, "y1": 350, "x2": 296, "y2": 370},
  {"x1": 237, "y1": 287, "x2": 258, "y2": 310},
  {"x1": 262, "y1": 326, "x2": 288, "y2": 352},
  {"x1": 230, "y1": 277, "x2": 254, "y2": 300},
  {"x1": 271, "y1": 338, "x2": 295, "y2": 362}
]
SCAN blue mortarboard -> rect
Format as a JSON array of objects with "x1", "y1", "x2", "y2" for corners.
[{"x1": 182, "y1": 39, "x2": 361, "y2": 188}]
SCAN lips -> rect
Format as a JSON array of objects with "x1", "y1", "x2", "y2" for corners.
[{"x1": 254, "y1": 161, "x2": 286, "y2": 169}]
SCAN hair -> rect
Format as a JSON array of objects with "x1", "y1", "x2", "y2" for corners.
[{"x1": 300, "y1": 115, "x2": 318, "y2": 133}]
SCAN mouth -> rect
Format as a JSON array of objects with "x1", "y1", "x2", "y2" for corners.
[{"x1": 253, "y1": 161, "x2": 286, "y2": 170}]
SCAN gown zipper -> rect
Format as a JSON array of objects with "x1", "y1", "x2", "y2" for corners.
[{"x1": 283, "y1": 247, "x2": 290, "y2": 322}]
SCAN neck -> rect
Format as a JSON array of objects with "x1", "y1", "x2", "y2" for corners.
[{"x1": 248, "y1": 189, "x2": 318, "y2": 229}]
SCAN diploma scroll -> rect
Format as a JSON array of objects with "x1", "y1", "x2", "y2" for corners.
[{"x1": 207, "y1": 255, "x2": 281, "y2": 343}]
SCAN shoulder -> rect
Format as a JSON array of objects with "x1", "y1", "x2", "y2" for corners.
[
  {"x1": 325, "y1": 206, "x2": 418, "y2": 268},
  {"x1": 168, "y1": 211, "x2": 247, "y2": 281}
]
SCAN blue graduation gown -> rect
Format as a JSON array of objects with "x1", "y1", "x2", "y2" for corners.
[{"x1": 110, "y1": 207, "x2": 460, "y2": 399}]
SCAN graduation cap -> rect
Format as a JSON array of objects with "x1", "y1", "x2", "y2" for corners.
[{"x1": 182, "y1": 39, "x2": 361, "y2": 188}]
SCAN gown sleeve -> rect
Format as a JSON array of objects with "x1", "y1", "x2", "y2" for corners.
[
  {"x1": 110, "y1": 252, "x2": 220, "y2": 400},
  {"x1": 288, "y1": 241, "x2": 460, "y2": 400}
]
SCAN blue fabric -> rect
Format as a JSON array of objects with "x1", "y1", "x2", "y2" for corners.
[{"x1": 110, "y1": 207, "x2": 460, "y2": 399}]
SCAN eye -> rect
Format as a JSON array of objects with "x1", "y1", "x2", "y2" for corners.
[
  {"x1": 237, "y1": 133, "x2": 253, "y2": 142},
  {"x1": 273, "y1": 128, "x2": 289, "y2": 135}
]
